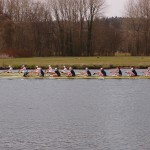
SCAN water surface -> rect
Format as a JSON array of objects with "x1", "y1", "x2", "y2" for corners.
[{"x1": 0, "y1": 79, "x2": 150, "y2": 150}]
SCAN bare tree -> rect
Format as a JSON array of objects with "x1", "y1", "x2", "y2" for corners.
[
  {"x1": 125, "y1": 0, "x2": 150, "y2": 55},
  {"x1": 0, "y1": 0, "x2": 131, "y2": 57},
  {"x1": 84, "y1": 0, "x2": 105, "y2": 55}
]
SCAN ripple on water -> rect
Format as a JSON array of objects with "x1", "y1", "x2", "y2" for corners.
[{"x1": 0, "y1": 79, "x2": 150, "y2": 150}]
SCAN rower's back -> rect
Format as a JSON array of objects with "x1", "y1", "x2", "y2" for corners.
[
  {"x1": 71, "y1": 69, "x2": 76, "y2": 76},
  {"x1": 132, "y1": 68, "x2": 137, "y2": 76},
  {"x1": 101, "y1": 69, "x2": 107, "y2": 76}
]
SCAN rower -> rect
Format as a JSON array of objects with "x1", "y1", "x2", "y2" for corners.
[
  {"x1": 35, "y1": 66, "x2": 40, "y2": 75},
  {"x1": 20, "y1": 65, "x2": 29, "y2": 77},
  {"x1": 61, "y1": 66, "x2": 68, "y2": 74},
  {"x1": 40, "y1": 67, "x2": 45, "y2": 77},
  {"x1": 6, "y1": 65, "x2": 13, "y2": 73},
  {"x1": 126, "y1": 67, "x2": 137, "y2": 76},
  {"x1": 85, "y1": 68, "x2": 91, "y2": 76},
  {"x1": 118, "y1": 67, "x2": 122, "y2": 76},
  {"x1": 46, "y1": 65, "x2": 53, "y2": 74},
  {"x1": 98, "y1": 68, "x2": 107, "y2": 76},
  {"x1": 68, "y1": 67, "x2": 76, "y2": 77},
  {"x1": 131, "y1": 67, "x2": 137, "y2": 76},
  {"x1": 144, "y1": 67, "x2": 150, "y2": 76},
  {"x1": 35, "y1": 66, "x2": 44, "y2": 77},
  {"x1": 53, "y1": 68, "x2": 61, "y2": 77},
  {"x1": 111, "y1": 67, "x2": 122, "y2": 76}
]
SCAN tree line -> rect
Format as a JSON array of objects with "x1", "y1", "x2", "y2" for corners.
[{"x1": 0, "y1": 0, "x2": 150, "y2": 57}]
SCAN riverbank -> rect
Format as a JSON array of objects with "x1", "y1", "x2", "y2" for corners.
[{"x1": 0, "y1": 56, "x2": 150, "y2": 69}]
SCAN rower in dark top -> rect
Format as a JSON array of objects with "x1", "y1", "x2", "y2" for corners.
[
  {"x1": 54, "y1": 68, "x2": 61, "y2": 77},
  {"x1": 131, "y1": 67, "x2": 137, "y2": 76},
  {"x1": 40, "y1": 67, "x2": 45, "y2": 77},
  {"x1": 34, "y1": 66, "x2": 44, "y2": 77},
  {"x1": 126, "y1": 67, "x2": 137, "y2": 76},
  {"x1": 85, "y1": 68, "x2": 91, "y2": 76},
  {"x1": 99, "y1": 68, "x2": 107, "y2": 76},
  {"x1": 68, "y1": 67, "x2": 76, "y2": 77},
  {"x1": 110, "y1": 67, "x2": 122, "y2": 76},
  {"x1": 117, "y1": 67, "x2": 122, "y2": 76}
]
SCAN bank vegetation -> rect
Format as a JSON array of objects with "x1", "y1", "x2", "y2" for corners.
[{"x1": 0, "y1": 0, "x2": 150, "y2": 57}]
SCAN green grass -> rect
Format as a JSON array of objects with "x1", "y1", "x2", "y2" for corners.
[{"x1": 0, "y1": 56, "x2": 150, "y2": 69}]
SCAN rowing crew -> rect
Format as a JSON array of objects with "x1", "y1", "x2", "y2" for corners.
[
  {"x1": 3, "y1": 65, "x2": 150, "y2": 77},
  {"x1": 95, "y1": 67, "x2": 149, "y2": 76},
  {"x1": 17, "y1": 65, "x2": 76, "y2": 77}
]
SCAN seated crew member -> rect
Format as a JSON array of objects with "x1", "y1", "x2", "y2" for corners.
[
  {"x1": 53, "y1": 68, "x2": 61, "y2": 77},
  {"x1": 143, "y1": 67, "x2": 150, "y2": 76},
  {"x1": 40, "y1": 67, "x2": 45, "y2": 77},
  {"x1": 35, "y1": 66, "x2": 44, "y2": 77},
  {"x1": 97, "y1": 68, "x2": 107, "y2": 77},
  {"x1": 126, "y1": 67, "x2": 137, "y2": 76},
  {"x1": 46, "y1": 65, "x2": 54, "y2": 74},
  {"x1": 20, "y1": 65, "x2": 29, "y2": 77},
  {"x1": 131, "y1": 67, "x2": 137, "y2": 76},
  {"x1": 80, "y1": 67, "x2": 91, "y2": 76},
  {"x1": 61, "y1": 66, "x2": 68, "y2": 74},
  {"x1": 85, "y1": 67, "x2": 92, "y2": 76},
  {"x1": 68, "y1": 67, "x2": 76, "y2": 77},
  {"x1": 118, "y1": 67, "x2": 122, "y2": 76},
  {"x1": 33, "y1": 66, "x2": 40, "y2": 75},
  {"x1": 5, "y1": 65, "x2": 13, "y2": 73},
  {"x1": 111, "y1": 67, "x2": 122, "y2": 76}
]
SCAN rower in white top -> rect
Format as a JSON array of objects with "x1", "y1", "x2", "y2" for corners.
[
  {"x1": 143, "y1": 67, "x2": 150, "y2": 76},
  {"x1": 61, "y1": 66, "x2": 68, "y2": 74},
  {"x1": 5, "y1": 65, "x2": 13, "y2": 73},
  {"x1": 45, "y1": 65, "x2": 54, "y2": 75}
]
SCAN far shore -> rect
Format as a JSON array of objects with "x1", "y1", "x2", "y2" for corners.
[{"x1": 0, "y1": 56, "x2": 150, "y2": 69}]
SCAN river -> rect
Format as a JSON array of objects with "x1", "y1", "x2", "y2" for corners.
[{"x1": 0, "y1": 79, "x2": 150, "y2": 150}]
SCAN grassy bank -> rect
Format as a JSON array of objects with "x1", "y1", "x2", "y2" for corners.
[{"x1": 0, "y1": 56, "x2": 150, "y2": 69}]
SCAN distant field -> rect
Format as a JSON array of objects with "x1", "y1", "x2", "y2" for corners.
[{"x1": 0, "y1": 57, "x2": 150, "y2": 69}]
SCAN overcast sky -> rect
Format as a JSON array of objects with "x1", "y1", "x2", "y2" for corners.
[{"x1": 105, "y1": 0, "x2": 128, "y2": 17}]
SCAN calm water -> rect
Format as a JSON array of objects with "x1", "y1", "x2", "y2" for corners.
[{"x1": 0, "y1": 79, "x2": 150, "y2": 150}]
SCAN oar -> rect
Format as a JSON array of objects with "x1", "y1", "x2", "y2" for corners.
[
  {"x1": 0, "y1": 70, "x2": 11, "y2": 74},
  {"x1": 0, "y1": 70, "x2": 5, "y2": 74}
]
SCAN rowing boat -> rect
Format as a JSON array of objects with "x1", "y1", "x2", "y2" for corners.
[{"x1": 0, "y1": 73, "x2": 150, "y2": 79}]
